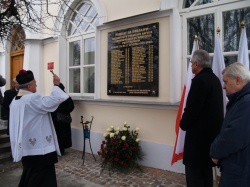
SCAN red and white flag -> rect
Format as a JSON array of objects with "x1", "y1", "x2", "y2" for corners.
[
  {"x1": 171, "y1": 39, "x2": 198, "y2": 165},
  {"x1": 212, "y1": 33, "x2": 227, "y2": 116},
  {"x1": 237, "y1": 26, "x2": 249, "y2": 69}
]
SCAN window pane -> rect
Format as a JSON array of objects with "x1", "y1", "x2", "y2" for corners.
[
  {"x1": 86, "y1": 25, "x2": 94, "y2": 32},
  {"x1": 184, "y1": 0, "x2": 195, "y2": 8},
  {"x1": 69, "y1": 41, "x2": 81, "y2": 66},
  {"x1": 67, "y1": 3, "x2": 99, "y2": 36},
  {"x1": 187, "y1": 14, "x2": 214, "y2": 54},
  {"x1": 84, "y1": 38, "x2": 95, "y2": 65},
  {"x1": 84, "y1": 67, "x2": 95, "y2": 93},
  {"x1": 79, "y1": 20, "x2": 88, "y2": 31},
  {"x1": 68, "y1": 13, "x2": 81, "y2": 35},
  {"x1": 196, "y1": 0, "x2": 213, "y2": 6},
  {"x1": 224, "y1": 55, "x2": 250, "y2": 67},
  {"x1": 69, "y1": 68, "x2": 80, "y2": 93},
  {"x1": 223, "y1": 7, "x2": 250, "y2": 52},
  {"x1": 11, "y1": 26, "x2": 25, "y2": 52},
  {"x1": 86, "y1": 7, "x2": 96, "y2": 22},
  {"x1": 184, "y1": 0, "x2": 213, "y2": 8},
  {"x1": 224, "y1": 56, "x2": 237, "y2": 67},
  {"x1": 72, "y1": 13, "x2": 82, "y2": 26},
  {"x1": 78, "y1": 3, "x2": 90, "y2": 15},
  {"x1": 92, "y1": 16, "x2": 99, "y2": 27}
]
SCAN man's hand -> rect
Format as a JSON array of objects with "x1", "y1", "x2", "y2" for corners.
[
  {"x1": 212, "y1": 158, "x2": 219, "y2": 165},
  {"x1": 53, "y1": 74, "x2": 60, "y2": 86}
]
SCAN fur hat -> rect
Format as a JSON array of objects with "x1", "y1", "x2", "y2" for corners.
[{"x1": 16, "y1": 69, "x2": 34, "y2": 85}]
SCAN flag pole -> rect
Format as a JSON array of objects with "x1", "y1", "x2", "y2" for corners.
[
  {"x1": 240, "y1": 20, "x2": 245, "y2": 33},
  {"x1": 213, "y1": 26, "x2": 225, "y2": 187},
  {"x1": 171, "y1": 35, "x2": 198, "y2": 165},
  {"x1": 195, "y1": 35, "x2": 199, "y2": 50},
  {"x1": 216, "y1": 27, "x2": 220, "y2": 35},
  {"x1": 237, "y1": 20, "x2": 249, "y2": 69}
]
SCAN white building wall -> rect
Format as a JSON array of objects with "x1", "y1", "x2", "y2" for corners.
[
  {"x1": 49, "y1": 0, "x2": 184, "y2": 173},
  {"x1": 23, "y1": 39, "x2": 44, "y2": 94},
  {"x1": 6, "y1": 0, "x2": 249, "y2": 174},
  {"x1": 102, "y1": 0, "x2": 161, "y2": 22}
]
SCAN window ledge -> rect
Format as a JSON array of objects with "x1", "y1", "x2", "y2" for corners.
[{"x1": 72, "y1": 97, "x2": 179, "y2": 110}]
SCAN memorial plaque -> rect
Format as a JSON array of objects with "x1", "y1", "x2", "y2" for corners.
[{"x1": 107, "y1": 23, "x2": 159, "y2": 96}]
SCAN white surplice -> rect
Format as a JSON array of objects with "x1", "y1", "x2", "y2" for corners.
[{"x1": 9, "y1": 86, "x2": 69, "y2": 162}]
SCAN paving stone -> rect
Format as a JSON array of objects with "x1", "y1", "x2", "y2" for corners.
[{"x1": 0, "y1": 148, "x2": 189, "y2": 187}]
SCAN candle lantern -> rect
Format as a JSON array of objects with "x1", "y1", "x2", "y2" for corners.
[{"x1": 80, "y1": 116, "x2": 96, "y2": 164}]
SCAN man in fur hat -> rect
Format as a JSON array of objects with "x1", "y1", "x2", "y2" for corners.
[{"x1": 9, "y1": 69, "x2": 69, "y2": 187}]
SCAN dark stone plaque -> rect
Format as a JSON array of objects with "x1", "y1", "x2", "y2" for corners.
[{"x1": 107, "y1": 23, "x2": 159, "y2": 96}]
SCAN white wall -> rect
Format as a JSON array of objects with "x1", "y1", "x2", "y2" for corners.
[
  {"x1": 102, "y1": 0, "x2": 161, "y2": 22},
  {"x1": 71, "y1": 127, "x2": 185, "y2": 173},
  {"x1": 43, "y1": 37, "x2": 59, "y2": 95},
  {"x1": 70, "y1": 101, "x2": 185, "y2": 173}
]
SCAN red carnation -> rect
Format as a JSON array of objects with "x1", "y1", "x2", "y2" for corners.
[
  {"x1": 3, "y1": 1, "x2": 11, "y2": 9},
  {"x1": 124, "y1": 143, "x2": 129, "y2": 148},
  {"x1": 132, "y1": 147, "x2": 137, "y2": 151}
]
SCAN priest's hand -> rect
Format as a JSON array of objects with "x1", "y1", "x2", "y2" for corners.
[{"x1": 53, "y1": 74, "x2": 60, "y2": 86}]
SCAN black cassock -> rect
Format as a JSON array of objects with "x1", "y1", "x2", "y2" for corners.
[
  {"x1": 51, "y1": 83, "x2": 75, "y2": 155},
  {"x1": 19, "y1": 152, "x2": 58, "y2": 187}
]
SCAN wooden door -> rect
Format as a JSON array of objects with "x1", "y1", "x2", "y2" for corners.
[{"x1": 11, "y1": 52, "x2": 24, "y2": 82}]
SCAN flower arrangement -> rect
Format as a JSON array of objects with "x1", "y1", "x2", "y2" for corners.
[{"x1": 98, "y1": 121, "x2": 143, "y2": 173}]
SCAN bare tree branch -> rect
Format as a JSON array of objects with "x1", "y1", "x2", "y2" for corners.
[{"x1": 0, "y1": 0, "x2": 104, "y2": 46}]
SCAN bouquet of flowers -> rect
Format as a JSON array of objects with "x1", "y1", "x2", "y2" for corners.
[{"x1": 98, "y1": 122, "x2": 143, "y2": 173}]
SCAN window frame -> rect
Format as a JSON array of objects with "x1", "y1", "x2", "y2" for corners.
[
  {"x1": 66, "y1": 2, "x2": 97, "y2": 98},
  {"x1": 67, "y1": 32, "x2": 96, "y2": 97},
  {"x1": 181, "y1": 0, "x2": 250, "y2": 83}
]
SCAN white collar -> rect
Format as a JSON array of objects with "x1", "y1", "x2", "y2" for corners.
[{"x1": 17, "y1": 89, "x2": 32, "y2": 96}]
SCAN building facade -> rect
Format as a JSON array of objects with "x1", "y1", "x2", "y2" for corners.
[{"x1": 0, "y1": 0, "x2": 249, "y2": 173}]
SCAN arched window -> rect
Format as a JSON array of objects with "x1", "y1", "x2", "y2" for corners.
[
  {"x1": 10, "y1": 25, "x2": 25, "y2": 85},
  {"x1": 11, "y1": 25, "x2": 25, "y2": 54},
  {"x1": 67, "y1": 2, "x2": 99, "y2": 96},
  {"x1": 181, "y1": 0, "x2": 250, "y2": 67}
]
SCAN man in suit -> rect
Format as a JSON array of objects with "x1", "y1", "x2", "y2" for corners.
[
  {"x1": 180, "y1": 50, "x2": 224, "y2": 187},
  {"x1": 1, "y1": 78, "x2": 19, "y2": 135}
]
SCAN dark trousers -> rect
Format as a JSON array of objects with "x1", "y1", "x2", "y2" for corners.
[
  {"x1": 18, "y1": 164, "x2": 57, "y2": 187},
  {"x1": 185, "y1": 165, "x2": 213, "y2": 187}
]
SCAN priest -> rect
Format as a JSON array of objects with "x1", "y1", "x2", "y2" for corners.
[{"x1": 9, "y1": 69, "x2": 69, "y2": 187}]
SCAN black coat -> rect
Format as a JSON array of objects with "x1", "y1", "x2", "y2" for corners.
[
  {"x1": 0, "y1": 75, "x2": 6, "y2": 104},
  {"x1": 180, "y1": 68, "x2": 224, "y2": 168},
  {"x1": 51, "y1": 84, "x2": 75, "y2": 154},
  {"x1": 1, "y1": 88, "x2": 18, "y2": 120},
  {"x1": 210, "y1": 83, "x2": 250, "y2": 187}
]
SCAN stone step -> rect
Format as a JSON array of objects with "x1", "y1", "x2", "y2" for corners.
[
  {"x1": 0, "y1": 124, "x2": 11, "y2": 164},
  {"x1": 0, "y1": 134, "x2": 10, "y2": 144},
  {"x1": 0, "y1": 151, "x2": 12, "y2": 159},
  {"x1": 0, "y1": 143, "x2": 11, "y2": 154},
  {"x1": 0, "y1": 119, "x2": 8, "y2": 129},
  {"x1": 0, "y1": 128, "x2": 8, "y2": 135},
  {"x1": 0, "y1": 154, "x2": 12, "y2": 164},
  {"x1": 0, "y1": 146, "x2": 11, "y2": 164}
]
